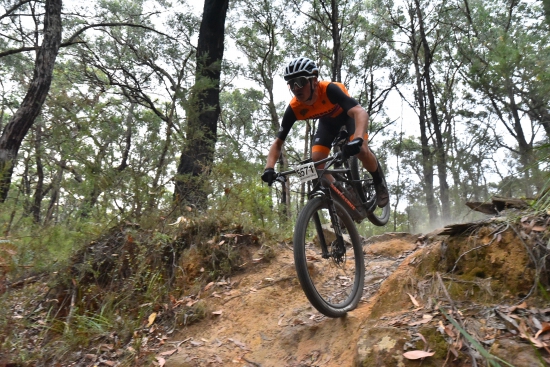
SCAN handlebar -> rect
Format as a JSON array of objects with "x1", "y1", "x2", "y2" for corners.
[
  {"x1": 275, "y1": 151, "x2": 345, "y2": 181},
  {"x1": 269, "y1": 127, "x2": 350, "y2": 186}
]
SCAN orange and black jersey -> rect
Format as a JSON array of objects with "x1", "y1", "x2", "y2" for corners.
[{"x1": 276, "y1": 81, "x2": 359, "y2": 141}]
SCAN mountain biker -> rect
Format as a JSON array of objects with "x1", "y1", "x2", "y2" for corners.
[{"x1": 261, "y1": 56, "x2": 389, "y2": 208}]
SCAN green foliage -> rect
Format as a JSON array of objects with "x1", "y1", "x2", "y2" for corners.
[
  {"x1": 0, "y1": 205, "x2": 285, "y2": 364},
  {"x1": 0, "y1": 205, "x2": 107, "y2": 279},
  {"x1": 459, "y1": 0, "x2": 550, "y2": 197},
  {"x1": 218, "y1": 88, "x2": 268, "y2": 161},
  {"x1": 210, "y1": 140, "x2": 299, "y2": 236}
]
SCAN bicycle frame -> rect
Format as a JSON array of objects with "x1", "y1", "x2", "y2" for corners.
[
  {"x1": 278, "y1": 152, "x2": 375, "y2": 218},
  {"x1": 277, "y1": 153, "x2": 362, "y2": 260}
]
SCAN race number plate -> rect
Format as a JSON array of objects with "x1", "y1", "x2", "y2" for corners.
[{"x1": 295, "y1": 162, "x2": 318, "y2": 183}]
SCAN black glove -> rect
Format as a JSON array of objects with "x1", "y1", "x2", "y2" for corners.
[
  {"x1": 261, "y1": 168, "x2": 276, "y2": 186},
  {"x1": 342, "y1": 137, "x2": 364, "y2": 159}
]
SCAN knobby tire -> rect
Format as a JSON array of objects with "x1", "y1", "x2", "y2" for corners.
[
  {"x1": 293, "y1": 197, "x2": 365, "y2": 318},
  {"x1": 349, "y1": 156, "x2": 390, "y2": 226}
]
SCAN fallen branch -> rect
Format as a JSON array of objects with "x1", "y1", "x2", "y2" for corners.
[
  {"x1": 242, "y1": 355, "x2": 262, "y2": 367},
  {"x1": 7, "y1": 273, "x2": 44, "y2": 289}
]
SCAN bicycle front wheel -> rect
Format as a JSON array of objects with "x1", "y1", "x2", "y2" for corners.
[{"x1": 293, "y1": 197, "x2": 365, "y2": 318}]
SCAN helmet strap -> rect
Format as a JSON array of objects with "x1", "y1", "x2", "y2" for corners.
[{"x1": 306, "y1": 79, "x2": 315, "y2": 102}]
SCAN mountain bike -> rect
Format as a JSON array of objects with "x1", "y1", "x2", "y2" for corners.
[{"x1": 274, "y1": 130, "x2": 390, "y2": 318}]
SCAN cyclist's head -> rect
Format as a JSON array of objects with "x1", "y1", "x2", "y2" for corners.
[
  {"x1": 284, "y1": 57, "x2": 318, "y2": 80},
  {"x1": 284, "y1": 57, "x2": 319, "y2": 92}
]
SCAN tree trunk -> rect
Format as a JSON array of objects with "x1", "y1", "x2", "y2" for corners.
[
  {"x1": 44, "y1": 162, "x2": 64, "y2": 225},
  {"x1": 415, "y1": 0, "x2": 451, "y2": 222},
  {"x1": 409, "y1": 6, "x2": 438, "y2": 226},
  {"x1": 506, "y1": 83, "x2": 533, "y2": 197},
  {"x1": 527, "y1": 97, "x2": 550, "y2": 138},
  {"x1": 0, "y1": 0, "x2": 62, "y2": 202},
  {"x1": 30, "y1": 122, "x2": 44, "y2": 223},
  {"x1": 543, "y1": 0, "x2": 550, "y2": 25},
  {"x1": 174, "y1": 0, "x2": 229, "y2": 209},
  {"x1": 330, "y1": 0, "x2": 342, "y2": 82}
]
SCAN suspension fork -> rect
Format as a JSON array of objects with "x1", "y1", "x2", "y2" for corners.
[
  {"x1": 312, "y1": 192, "x2": 346, "y2": 259},
  {"x1": 312, "y1": 211, "x2": 329, "y2": 258},
  {"x1": 327, "y1": 196, "x2": 347, "y2": 259}
]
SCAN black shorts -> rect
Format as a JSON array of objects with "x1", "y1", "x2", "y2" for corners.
[{"x1": 312, "y1": 114, "x2": 355, "y2": 149}]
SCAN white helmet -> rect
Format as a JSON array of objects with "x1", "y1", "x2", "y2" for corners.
[{"x1": 284, "y1": 57, "x2": 319, "y2": 81}]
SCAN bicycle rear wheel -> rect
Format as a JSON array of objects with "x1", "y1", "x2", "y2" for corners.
[
  {"x1": 293, "y1": 197, "x2": 365, "y2": 318},
  {"x1": 350, "y1": 156, "x2": 390, "y2": 226}
]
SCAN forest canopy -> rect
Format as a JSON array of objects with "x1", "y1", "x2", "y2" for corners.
[{"x1": 0, "y1": 0, "x2": 549, "y2": 235}]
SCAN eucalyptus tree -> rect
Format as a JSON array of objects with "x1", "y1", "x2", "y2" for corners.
[
  {"x1": 0, "y1": 0, "x2": 173, "y2": 205},
  {"x1": 15, "y1": 68, "x2": 137, "y2": 222},
  {"x1": 1, "y1": 0, "x2": 200, "y2": 222},
  {"x1": 287, "y1": 0, "x2": 368, "y2": 83},
  {"x1": 458, "y1": 0, "x2": 550, "y2": 197},
  {"x1": 70, "y1": 0, "x2": 200, "y2": 215},
  {"x1": 370, "y1": 0, "x2": 441, "y2": 225},
  {"x1": 439, "y1": 65, "x2": 497, "y2": 212},
  {"x1": 0, "y1": 0, "x2": 62, "y2": 203},
  {"x1": 411, "y1": 0, "x2": 455, "y2": 222},
  {"x1": 230, "y1": 0, "x2": 293, "y2": 216},
  {"x1": 175, "y1": 0, "x2": 230, "y2": 209},
  {"x1": 351, "y1": 11, "x2": 400, "y2": 119}
]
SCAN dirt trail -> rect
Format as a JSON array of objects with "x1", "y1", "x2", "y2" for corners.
[{"x1": 162, "y1": 234, "x2": 419, "y2": 367}]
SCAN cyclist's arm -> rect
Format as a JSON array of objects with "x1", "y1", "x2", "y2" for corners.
[
  {"x1": 265, "y1": 105, "x2": 297, "y2": 169},
  {"x1": 265, "y1": 138, "x2": 284, "y2": 169},
  {"x1": 326, "y1": 83, "x2": 369, "y2": 140},
  {"x1": 348, "y1": 105, "x2": 369, "y2": 141}
]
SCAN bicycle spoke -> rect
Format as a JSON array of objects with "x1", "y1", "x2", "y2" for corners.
[{"x1": 300, "y1": 201, "x2": 360, "y2": 307}]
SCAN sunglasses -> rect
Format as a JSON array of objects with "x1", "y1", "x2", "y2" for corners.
[{"x1": 287, "y1": 76, "x2": 313, "y2": 90}]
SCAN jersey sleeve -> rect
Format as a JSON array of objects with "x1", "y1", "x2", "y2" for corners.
[
  {"x1": 276, "y1": 105, "x2": 298, "y2": 141},
  {"x1": 326, "y1": 83, "x2": 359, "y2": 113}
]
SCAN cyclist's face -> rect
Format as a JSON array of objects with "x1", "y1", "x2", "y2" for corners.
[{"x1": 289, "y1": 77, "x2": 316, "y2": 102}]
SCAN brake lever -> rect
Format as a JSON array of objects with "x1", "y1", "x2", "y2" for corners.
[{"x1": 275, "y1": 175, "x2": 286, "y2": 184}]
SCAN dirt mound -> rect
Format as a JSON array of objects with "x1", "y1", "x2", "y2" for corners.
[
  {"x1": 159, "y1": 219, "x2": 550, "y2": 367},
  {"x1": 2, "y1": 215, "x2": 550, "y2": 366}
]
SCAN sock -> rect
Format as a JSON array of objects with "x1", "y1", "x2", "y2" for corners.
[{"x1": 369, "y1": 167, "x2": 382, "y2": 184}]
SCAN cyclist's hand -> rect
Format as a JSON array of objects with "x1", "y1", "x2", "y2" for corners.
[
  {"x1": 261, "y1": 168, "x2": 276, "y2": 186},
  {"x1": 343, "y1": 137, "x2": 364, "y2": 159}
]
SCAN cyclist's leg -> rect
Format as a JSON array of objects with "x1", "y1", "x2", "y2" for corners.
[
  {"x1": 311, "y1": 145, "x2": 330, "y2": 164},
  {"x1": 311, "y1": 118, "x2": 339, "y2": 169},
  {"x1": 345, "y1": 117, "x2": 374, "y2": 170},
  {"x1": 346, "y1": 117, "x2": 389, "y2": 207}
]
